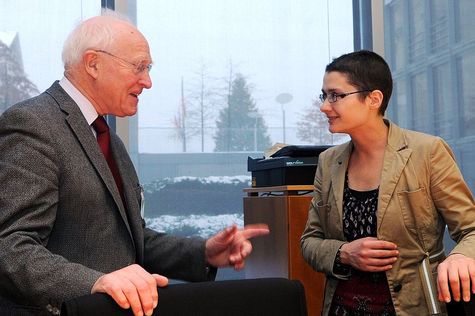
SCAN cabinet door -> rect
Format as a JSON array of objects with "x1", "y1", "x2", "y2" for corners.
[
  {"x1": 243, "y1": 194, "x2": 324, "y2": 316},
  {"x1": 243, "y1": 196, "x2": 289, "y2": 278},
  {"x1": 287, "y1": 196, "x2": 325, "y2": 316}
]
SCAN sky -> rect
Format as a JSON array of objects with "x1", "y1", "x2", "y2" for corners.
[
  {"x1": 0, "y1": 0, "x2": 100, "y2": 91},
  {"x1": 136, "y1": 0, "x2": 354, "y2": 152},
  {"x1": 0, "y1": 0, "x2": 353, "y2": 153}
]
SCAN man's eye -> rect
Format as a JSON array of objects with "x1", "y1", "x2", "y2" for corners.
[{"x1": 136, "y1": 63, "x2": 152, "y2": 73}]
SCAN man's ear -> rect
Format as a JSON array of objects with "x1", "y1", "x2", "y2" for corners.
[
  {"x1": 83, "y1": 50, "x2": 99, "y2": 78},
  {"x1": 368, "y1": 90, "x2": 384, "y2": 111}
]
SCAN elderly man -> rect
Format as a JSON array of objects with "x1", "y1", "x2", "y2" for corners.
[{"x1": 0, "y1": 13, "x2": 268, "y2": 316}]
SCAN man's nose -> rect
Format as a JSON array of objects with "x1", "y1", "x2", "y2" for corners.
[{"x1": 139, "y1": 71, "x2": 152, "y2": 89}]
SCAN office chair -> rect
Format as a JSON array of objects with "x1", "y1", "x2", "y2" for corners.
[{"x1": 61, "y1": 277, "x2": 308, "y2": 316}]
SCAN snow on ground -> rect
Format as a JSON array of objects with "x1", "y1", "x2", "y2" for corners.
[
  {"x1": 144, "y1": 175, "x2": 251, "y2": 193},
  {"x1": 145, "y1": 213, "x2": 244, "y2": 239}
]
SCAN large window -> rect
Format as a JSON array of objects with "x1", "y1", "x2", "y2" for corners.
[
  {"x1": 0, "y1": 1, "x2": 101, "y2": 115},
  {"x1": 135, "y1": 0, "x2": 354, "y2": 280},
  {"x1": 2, "y1": 0, "x2": 354, "y2": 282}
]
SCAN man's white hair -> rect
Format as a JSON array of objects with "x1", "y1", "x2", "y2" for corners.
[{"x1": 61, "y1": 9, "x2": 132, "y2": 71}]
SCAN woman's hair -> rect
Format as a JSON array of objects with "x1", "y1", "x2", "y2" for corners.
[
  {"x1": 326, "y1": 50, "x2": 393, "y2": 115},
  {"x1": 62, "y1": 10, "x2": 131, "y2": 71}
]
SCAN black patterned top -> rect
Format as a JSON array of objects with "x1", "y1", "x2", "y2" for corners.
[{"x1": 329, "y1": 174, "x2": 396, "y2": 316}]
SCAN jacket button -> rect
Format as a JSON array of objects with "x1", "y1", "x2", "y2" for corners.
[{"x1": 394, "y1": 283, "x2": 402, "y2": 292}]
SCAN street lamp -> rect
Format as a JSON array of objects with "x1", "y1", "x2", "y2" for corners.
[
  {"x1": 248, "y1": 111, "x2": 259, "y2": 151},
  {"x1": 275, "y1": 93, "x2": 293, "y2": 143}
]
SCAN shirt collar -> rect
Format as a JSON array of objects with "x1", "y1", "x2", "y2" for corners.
[{"x1": 59, "y1": 77, "x2": 98, "y2": 125}]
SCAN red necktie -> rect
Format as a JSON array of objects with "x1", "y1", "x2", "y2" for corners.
[{"x1": 92, "y1": 116, "x2": 125, "y2": 206}]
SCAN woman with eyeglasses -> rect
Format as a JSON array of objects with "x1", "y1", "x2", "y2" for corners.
[{"x1": 300, "y1": 50, "x2": 475, "y2": 316}]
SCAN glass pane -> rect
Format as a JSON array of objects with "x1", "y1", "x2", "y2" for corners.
[
  {"x1": 411, "y1": 72, "x2": 430, "y2": 133},
  {"x1": 386, "y1": 1, "x2": 406, "y2": 71},
  {"x1": 430, "y1": 0, "x2": 448, "y2": 51},
  {"x1": 456, "y1": 0, "x2": 475, "y2": 43},
  {"x1": 433, "y1": 63, "x2": 451, "y2": 139},
  {"x1": 394, "y1": 80, "x2": 408, "y2": 128},
  {"x1": 460, "y1": 148, "x2": 475, "y2": 195},
  {"x1": 408, "y1": 1, "x2": 425, "y2": 62},
  {"x1": 0, "y1": 1, "x2": 101, "y2": 114},
  {"x1": 458, "y1": 53, "x2": 475, "y2": 137}
]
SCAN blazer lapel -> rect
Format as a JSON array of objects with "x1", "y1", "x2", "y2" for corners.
[
  {"x1": 377, "y1": 121, "x2": 412, "y2": 231},
  {"x1": 110, "y1": 136, "x2": 144, "y2": 260},
  {"x1": 46, "y1": 82, "x2": 134, "y2": 239},
  {"x1": 331, "y1": 143, "x2": 352, "y2": 234}
]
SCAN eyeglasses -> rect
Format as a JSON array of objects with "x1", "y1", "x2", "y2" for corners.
[
  {"x1": 95, "y1": 50, "x2": 152, "y2": 74},
  {"x1": 319, "y1": 90, "x2": 372, "y2": 104}
]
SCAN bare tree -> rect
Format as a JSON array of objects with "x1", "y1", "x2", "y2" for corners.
[
  {"x1": 172, "y1": 77, "x2": 195, "y2": 152},
  {"x1": 185, "y1": 61, "x2": 220, "y2": 152},
  {"x1": 296, "y1": 100, "x2": 334, "y2": 145}
]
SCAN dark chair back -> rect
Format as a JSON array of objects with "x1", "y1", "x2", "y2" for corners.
[
  {"x1": 61, "y1": 278, "x2": 308, "y2": 316},
  {"x1": 446, "y1": 292, "x2": 475, "y2": 316}
]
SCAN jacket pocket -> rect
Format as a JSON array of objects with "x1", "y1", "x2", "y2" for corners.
[{"x1": 397, "y1": 187, "x2": 436, "y2": 247}]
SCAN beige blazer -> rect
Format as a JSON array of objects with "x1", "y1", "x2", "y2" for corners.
[{"x1": 301, "y1": 120, "x2": 475, "y2": 316}]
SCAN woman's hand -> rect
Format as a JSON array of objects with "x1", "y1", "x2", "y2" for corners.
[{"x1": 340, "y1": 237, "x2": 399, "y2": 272}]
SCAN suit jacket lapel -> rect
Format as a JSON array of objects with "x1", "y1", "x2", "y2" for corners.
[
  {"x1": 45, "y1": 82, "x2": 134, "y2": 239},
  {"x1": 110, "y1": 135, "x2": 143, "y2": 260},
  {"x1": 378, "y1": 121, "x2": 412, "y2": 231}
]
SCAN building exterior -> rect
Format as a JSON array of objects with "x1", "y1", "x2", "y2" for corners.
[{"x1": 381, "y1": 0, "x2": 475, "y2": 194}]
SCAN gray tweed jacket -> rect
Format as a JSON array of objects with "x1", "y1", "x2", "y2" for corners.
[{"x1": 0, "y1": 81, "x2": 212, "y2": 315}]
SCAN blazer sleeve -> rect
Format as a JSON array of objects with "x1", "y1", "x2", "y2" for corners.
[
  {"x1": 300, "y1": 152, "x2": 347, "y2": 278},
  {"x1": 0, "y1": 107, "x2": 103, "y2": 307},
  {"x1": 429, "y1": 138, "x2": 475, "y2": 258},
  {"x1": 142, "y1": 227, "x2": 216, "y2": 282}
]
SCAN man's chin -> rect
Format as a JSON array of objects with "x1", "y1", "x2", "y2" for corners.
[{"x1": 118, "y1": 107, "x2": 138, "y2": 117}]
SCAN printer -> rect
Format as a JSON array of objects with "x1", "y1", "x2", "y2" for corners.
[{"x1": 247, "y1": 145, "x2": 332, "y2": 187}]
